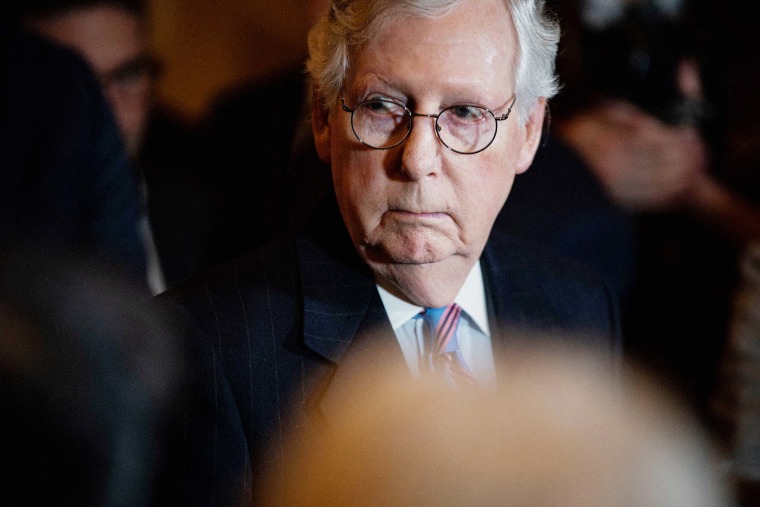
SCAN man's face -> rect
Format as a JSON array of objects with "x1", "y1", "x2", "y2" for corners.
[
  {"x1": 314, "y1": 0, "x2": 544, "y2": 288},
  {"x1": 32, "y1": 6, "x2": 152, "y2": 157}
]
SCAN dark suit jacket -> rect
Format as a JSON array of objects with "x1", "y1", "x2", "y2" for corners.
[
  {"x1": 158, "y1": 194, "x2": 621, "y2": 506},
  {"x1": 497, "y1": 134, "x2": 636, "y2": 301}
]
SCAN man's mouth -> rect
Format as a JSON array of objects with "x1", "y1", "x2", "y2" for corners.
[{"x1": 387, "y1": 209, "x2": 447, "y2": 219}]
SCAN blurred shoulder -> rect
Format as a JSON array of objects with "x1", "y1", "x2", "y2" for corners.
[
  {"x1": 483, "y1": 231, "x2": 621, "y2": 350},
  {"x1": 484, "y1": 231, "x2": 610, "y2": 283}
]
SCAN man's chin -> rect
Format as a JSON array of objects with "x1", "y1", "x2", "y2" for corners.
[{"x1": 360, "y1": 239, "x2": 452, "y2": 266}]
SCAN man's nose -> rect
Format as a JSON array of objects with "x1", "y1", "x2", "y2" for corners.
[{"x1": 400, "y1": 115, "x2": 441, "y2": 180}]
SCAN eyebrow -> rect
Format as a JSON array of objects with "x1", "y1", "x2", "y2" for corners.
[
  {"x1": 349, "y1": 72, "x2": 398, "y2": 95},
  {"x1": 349, "y1": 68, "x2": 513, "y2": 111}
]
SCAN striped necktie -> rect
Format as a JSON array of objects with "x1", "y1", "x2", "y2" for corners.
[{"x1": 421, "y1": 304, "x2": 476, "y2": 386}]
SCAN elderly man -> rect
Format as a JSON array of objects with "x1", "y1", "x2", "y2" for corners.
[{"x1": 161, "y1": 1, "x2": 620, "y2": 505}]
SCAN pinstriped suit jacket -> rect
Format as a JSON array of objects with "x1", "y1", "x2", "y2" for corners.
[{"x1": 157, "y1": 195, "x2": 621, "y2": 506}]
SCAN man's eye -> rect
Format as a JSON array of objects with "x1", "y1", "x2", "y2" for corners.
[
  {"x1": 366, "y1": 100, "x2": 388, "y2": 111},
  {"x1": 449, "y1": 105, "x2": 487, "y2": 122},
  {"x1": 365, "y1": 100, "x2": 405, "y2": 116}
]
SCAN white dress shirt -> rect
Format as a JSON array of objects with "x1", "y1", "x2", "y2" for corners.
[{"x1": 376, "y1": 261, "x2": 496, "y2": 387}]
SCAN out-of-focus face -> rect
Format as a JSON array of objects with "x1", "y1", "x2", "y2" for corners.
[
  {"x1": 313, "y1": 0, "x2": 544, "y2": 305},
  {"x1": 32, "y1": 6, "x2": 152, "y2": 157}
]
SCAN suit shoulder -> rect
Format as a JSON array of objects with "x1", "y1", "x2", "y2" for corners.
[{"x1": 155, "y1": 237, "x2": 298, "y2": 316}]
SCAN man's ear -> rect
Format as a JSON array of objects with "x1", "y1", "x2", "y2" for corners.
[
  {"x1": 514, "y1": 98, "x2": 546, "y2": 174},
  {"x1": 311, "y1": 88, "x2": 331, "y2": 164}
]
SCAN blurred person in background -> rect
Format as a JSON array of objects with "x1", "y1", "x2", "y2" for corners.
[
  {"x1": 0, "y1": 22, "x2": 146, "y2": 282},
  {"x1": 546, "y1": 0, "x2": 760, "y2": 438},
  {"x1": 258, "y1": 342, "x2": 734, "y2": 506},
  {"x1": 16, "y1": 0, "x2": 213, "y2": 292}
]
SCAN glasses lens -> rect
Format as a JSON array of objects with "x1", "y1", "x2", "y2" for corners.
[
  {"x1": 352, "y1": 100, "x2": 410, "y2": 149},
  {"x1": 438, "y1": 105, "x2": 496, "y2": 154}
]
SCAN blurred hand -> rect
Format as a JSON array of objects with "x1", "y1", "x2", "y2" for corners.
[{"x1": 559, "y1": 100, "x2": 709, "y2": 212}]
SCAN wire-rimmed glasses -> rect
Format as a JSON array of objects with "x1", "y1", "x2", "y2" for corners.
[{"x1": 340, "y1": 95, "x2": 517, "y2": 155}]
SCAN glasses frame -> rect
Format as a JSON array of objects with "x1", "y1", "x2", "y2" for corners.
[{"x1": 340, "y1": 95, "x2": 517, "y2": 155}]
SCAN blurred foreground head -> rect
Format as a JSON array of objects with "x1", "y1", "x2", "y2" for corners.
[
  {"x1": 0, "y1": 248, "x2": 179, "y2": 506},
  {"x1": 259, "y1": 342, "x2": 733, "y2": 506}
]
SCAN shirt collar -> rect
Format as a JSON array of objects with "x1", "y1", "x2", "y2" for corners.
[{"x1": 376, "y1": 261, "x2": 490, "y2": 335}]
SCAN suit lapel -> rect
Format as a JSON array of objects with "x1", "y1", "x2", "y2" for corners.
[
  {"x1": 482, "y1": 234, "x2": 563, "y2": 347},
  {"x1": 296, "y1": 248, "x2": 373, "y2": 364},
  {"x1": 481, "y1": 236, "x2": 522, "y2": 349},
  {"x1": 296, "y1": 233, "x2": 406, "y2": 427},
  {"x1": 482, "y1": 232, "x2": 582, "y2": 341},
  {"x1": 294, "y1": 196, "x2": 406, "y2": 424},
  {"x1": 294, "y1": 192, "x2": 381, "y2": 363},
  {"x1": 309, "y1": 290, "x2": 406, "y2": 426}
]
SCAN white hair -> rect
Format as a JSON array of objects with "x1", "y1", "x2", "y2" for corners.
[{"x1": 307, "y1": 0, "x2": 560, "y2": 125}]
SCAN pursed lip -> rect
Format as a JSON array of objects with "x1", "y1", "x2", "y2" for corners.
[{"x1": 386, "y1": 209, "x2": 449, "y2": 219}]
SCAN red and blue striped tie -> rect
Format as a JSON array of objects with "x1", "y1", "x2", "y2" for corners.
[{"x1": 421, "y1": 304, "x2": 476, "y2": 386}]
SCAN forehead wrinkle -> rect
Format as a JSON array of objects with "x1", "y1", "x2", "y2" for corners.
[
  {"x1": 349, "y1": 72, "x2": 398, "y2": 96},
  {"x1": 346, "y1": 0, "x2": 517, "y2": 107}
]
